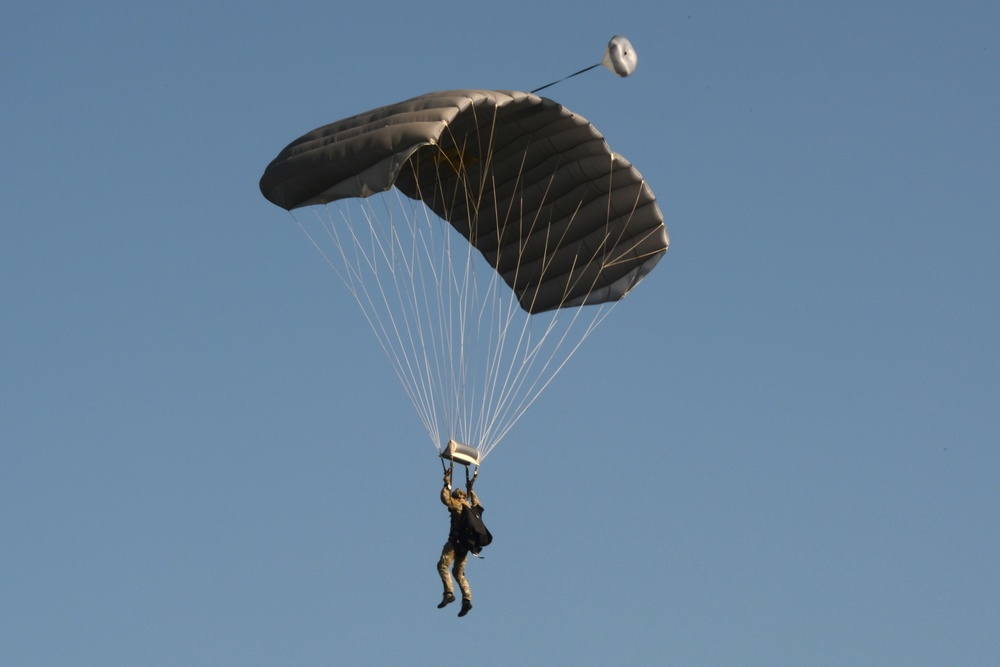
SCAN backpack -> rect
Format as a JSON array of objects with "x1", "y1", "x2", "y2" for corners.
[{"x1": 456, "y1": 504, "x2": 493, "y2": 553}]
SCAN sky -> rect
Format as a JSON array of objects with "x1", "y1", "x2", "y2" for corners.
[{"x1": 3, "y1": 1, "x2": 998, "y2": 665}]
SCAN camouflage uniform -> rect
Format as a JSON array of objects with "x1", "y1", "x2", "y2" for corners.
[{"x1": 437, "y1": 482, "x2": 480, "y2": 603}]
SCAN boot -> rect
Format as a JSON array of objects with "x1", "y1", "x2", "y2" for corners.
[
  {"x1": 437, "y1": 592, "x2": 456, "y2": 608},
  {"x1": 458, "y1": 599, "x2": 472, "y2": 617}
]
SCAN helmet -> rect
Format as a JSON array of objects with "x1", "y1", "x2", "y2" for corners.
[{"x1": 452, "y1": 488, "x2": 466, "y2": 500}]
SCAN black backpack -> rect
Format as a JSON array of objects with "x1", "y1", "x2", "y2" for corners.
[{"x1": 456, "y1": 504, "x2": 493, "y2": 553}]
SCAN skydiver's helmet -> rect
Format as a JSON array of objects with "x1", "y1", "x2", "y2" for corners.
[{"x1": 452, "y1": 488, "x2": 467, "y2": 501}]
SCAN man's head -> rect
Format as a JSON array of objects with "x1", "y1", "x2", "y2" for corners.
[{"x1": 452, "y1": 488, "x2": 467, "y2": 501}]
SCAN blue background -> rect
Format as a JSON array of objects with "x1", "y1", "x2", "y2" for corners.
[{"x1": 3, "y1": 1, "x2": 997, "y2": 665}]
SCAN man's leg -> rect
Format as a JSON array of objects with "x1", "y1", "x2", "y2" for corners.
[
  {"x1": 453, "y1": 549, "x2": 473, "y2": 616},
  {"x1": 437, "y1": 542, "x2": 457, "y2": 608}
]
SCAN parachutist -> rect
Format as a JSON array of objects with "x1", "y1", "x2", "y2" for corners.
[{"x1": 436, "y1": 466, "x2": 491, "y2": 617}]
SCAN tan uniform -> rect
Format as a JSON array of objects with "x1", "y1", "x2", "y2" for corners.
[{"x1": 437, "y1": 484, "x2": 480, "y2": 602}]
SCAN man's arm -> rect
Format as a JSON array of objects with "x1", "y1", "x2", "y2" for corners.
[
  {"x1": 440, "y1": 469, "x2": 463, "y2": 511},
  {"x1": 467, "y1": 468, "x2": 480, "y2": 507}
]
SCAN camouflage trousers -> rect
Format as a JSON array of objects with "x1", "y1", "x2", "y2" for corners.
[{"x1": 437, "y1": 541, "x2": 471, "y2": 601}]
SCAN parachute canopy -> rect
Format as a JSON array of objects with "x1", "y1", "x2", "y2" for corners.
[{"x1": 259, "y1": 90, "x2": 667, "y2": 314}]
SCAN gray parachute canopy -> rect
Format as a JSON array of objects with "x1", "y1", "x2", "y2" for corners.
[{"x1": 259, "y1": 90, "x2": 668, "y2": 313}]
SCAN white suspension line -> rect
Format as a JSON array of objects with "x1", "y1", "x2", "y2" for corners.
[{"x1": 289, "y1": 109, "x2": 640, "y2": 462}]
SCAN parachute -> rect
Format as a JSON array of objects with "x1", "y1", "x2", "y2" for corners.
[
  {"x1": 601, "y1": 35, "x2": 638, "y2": 77},
  {"x1": 533, "y1": 35, "x2": 638, "y2": 93},
  {"x1": 260, "y1": 89, "x2": 668, "y2": 461}
]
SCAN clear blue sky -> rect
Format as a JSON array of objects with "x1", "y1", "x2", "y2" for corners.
[{"x1": 3, "y1": 1, "x2": 998, "y2": 665}]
